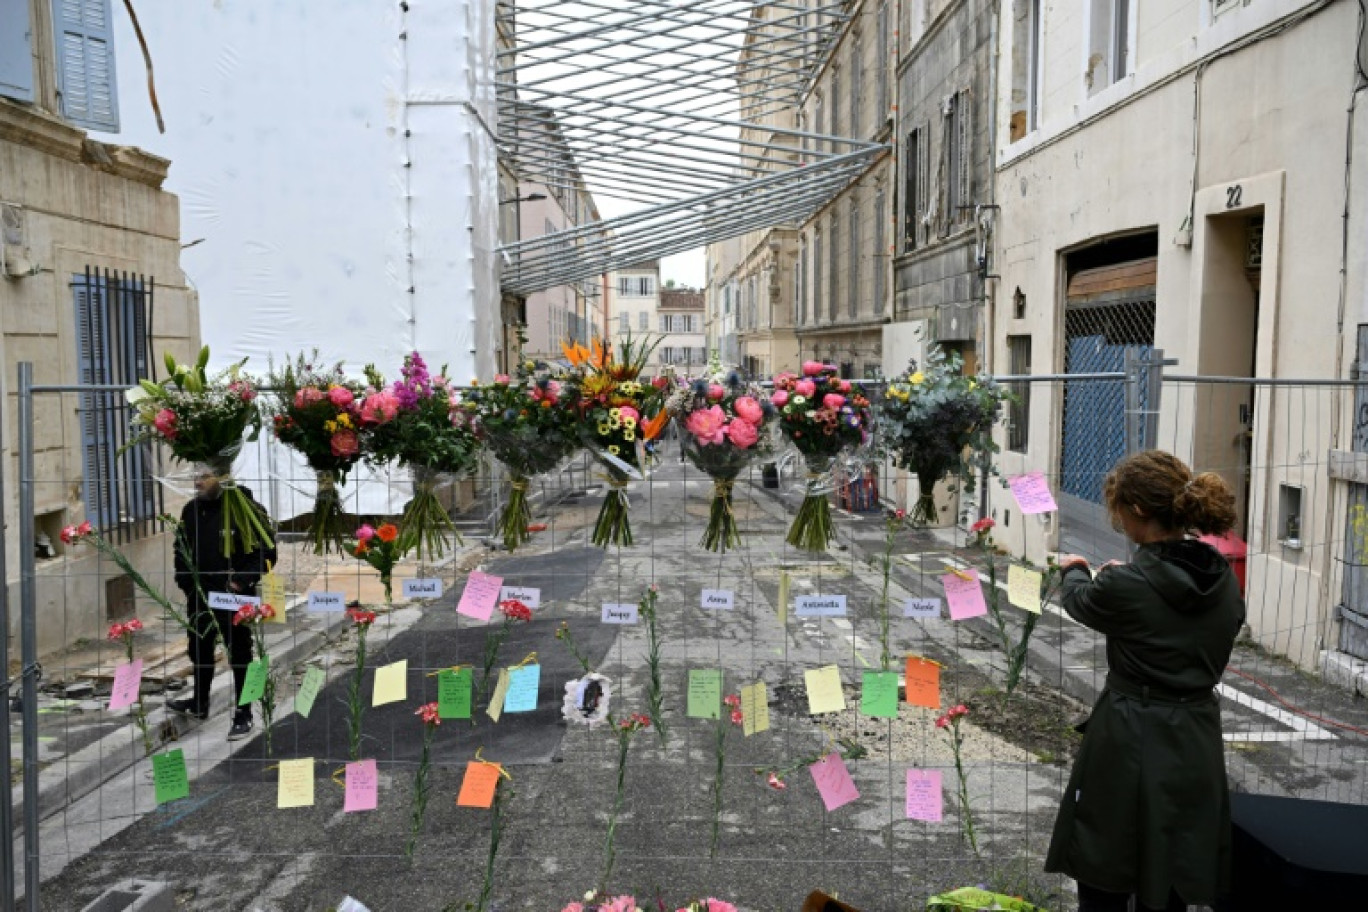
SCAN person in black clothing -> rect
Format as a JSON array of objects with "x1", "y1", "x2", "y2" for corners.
[{"x1": 166, "y1": 467, "x2": 277, "y2": 740}]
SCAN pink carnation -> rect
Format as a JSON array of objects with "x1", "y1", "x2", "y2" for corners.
[
  {"x1": 152, "y1": 408, "x2": 178, "y2": 439},
  {"x1": 801, "y1": 360, "x2": 825, "y2": 376},
  {"x1": 707, "y1": 384, "x2": 725, "y2": 401},
  {"x1": 706, "y1": 901, "x2": 738, "y2": 912},
  {"x1": 733, "y1": 396, "x2": 763, "y2": 424},
  {"x1": 359, "y1": 391, "x2": 400, "y2": 425},
  {"x1": 838, "y1": 379, "x2": 851, "y2": 393},
  {"x1": 356, "y1": 524, "x2": 377, "y2": 542},
  {"x1": 822, "y1": 393, "x2": 846, "y2": 410},
  {"x1": 618, "y1": 405, "x2": 639, "y2": 424},
  {"x1": 770, "y1": 390, "x2": 789, "y2": 407},
  {"x1": 327, "y1": 386, "x2": 354, "y2": 408},
  {"x1": 294, "y1": 387, "x2": 324, "y2": 409},
  {"x1": 686, "y1": 406, "x2": 727, "y2": 445},
  {"x1": 726, "y1": 417, "x2": 759, "y2": 449},
  {"x1": 794, "y1": 379, "x2": 816, "y2": 398},
  {"x1": 494, "y1": 374, "x2": 511, "y2": 384}
]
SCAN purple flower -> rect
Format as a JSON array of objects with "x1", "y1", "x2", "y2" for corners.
[{"x1": 393, "y1": 351, "x2": 433, "y2": 408}]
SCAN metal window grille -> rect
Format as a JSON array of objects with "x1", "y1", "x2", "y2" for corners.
[{"x1": 904, "y1": 129, "x2": 919, "y2": 250}]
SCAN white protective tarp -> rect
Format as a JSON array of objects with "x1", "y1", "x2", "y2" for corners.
[{"x1": 101, "y1": 1, "x2": 498, "y2": 520}]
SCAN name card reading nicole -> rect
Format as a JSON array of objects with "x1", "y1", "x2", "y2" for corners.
[
  {"x1": 795, "y1": 595, "x2": 847, "y2": 617},
  {"x1": 700, "y1": 589, "x2": 734, "y2": 610},
  {"x1": 403, "y1": 578, "x2": 444, "y2": 600},
  {"x1": 208, "y1": 591, "x2": 261, "y2": 611},
  {"x1": 307, "y1": 591, "x2": 346, "y2": 613},
  {"x1": 601, "y1": 603, "x2": 639, "y2": 624}
]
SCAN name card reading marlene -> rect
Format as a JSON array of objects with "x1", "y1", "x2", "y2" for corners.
[
  {"x1": 601, "y1": 603, "x2": 639, "y2": 624},
  {"x1": 207, "y1": 591, "x2": 261, "y2": 611},
  {"x1": 403, "y1": 578, "x2": 444, "y2": 600},
  {"x1": 499, "y1": 586, "x2": 541, "y2": 609},
  {"x1": 795, "y1": 595, "x2": 847, "y2": 617},
  {"x1": 903, "y1": 597, "x2": 942, "y2": 619},
  {"x1": 307, "y1": 591, "x2": 346, "y2": 613},
  {"x1": 700, "y1": 589, "x2": 735, "y2": 610}
]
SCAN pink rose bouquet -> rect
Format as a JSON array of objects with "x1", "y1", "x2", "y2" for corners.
[{"x1": 667, "y1": 371, "x2": 777, "y2": 552}]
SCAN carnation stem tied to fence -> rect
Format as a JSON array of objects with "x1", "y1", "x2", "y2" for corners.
[{"x1": 639, "y1": 587, "x2": 668, "y2": 744}]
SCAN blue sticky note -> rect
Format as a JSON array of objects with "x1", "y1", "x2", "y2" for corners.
[{"x1": 503, "y1": 664, "x2": 540, "y2": 713}]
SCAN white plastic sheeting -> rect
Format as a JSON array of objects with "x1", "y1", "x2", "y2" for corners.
[{"x1": 100, "y1": 1, "x2": 498, "y2": 520}]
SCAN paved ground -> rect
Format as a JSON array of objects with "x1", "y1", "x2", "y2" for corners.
[{"x1": 15, "y1": 455, "x2": 1368, "y2": 910}]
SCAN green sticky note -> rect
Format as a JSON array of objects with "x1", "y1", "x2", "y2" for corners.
[
  {"x1": 239, "y1": 657, "x2": 268, "y2": 706},
  {"x1": 438, "y1": 668, "x2": 473, "y2": 720},
  {"x1": 687, "y1": 669, "x2": 722, "y2": 720},
  {"x1": 152, "y1": 749, "x2": 189, "y2": 804},
  {"x1": 295, "y1": 667, "x2": 324, "y2": 719},
  {"x1": 861, "y1": 671, "x2": 899, "y2": 719}
]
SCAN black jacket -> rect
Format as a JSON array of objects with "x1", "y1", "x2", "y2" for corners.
[{"x1": 173, "y1": 486, "x2": 277, "y2": 604}]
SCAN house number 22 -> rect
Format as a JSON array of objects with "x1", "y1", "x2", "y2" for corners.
[{"x1": 1225, "y1": 184, "x2": 1243, "y2": 209}]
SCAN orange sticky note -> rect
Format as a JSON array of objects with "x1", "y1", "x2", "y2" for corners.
[
  {"x1": 456, "y1": 761, "x2": 502, "y2": 808},
  {"x1": 904, "y1": 656, "x2": 941, "y2": 709}
]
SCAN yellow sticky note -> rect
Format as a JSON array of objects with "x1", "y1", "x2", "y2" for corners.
[
  {"x1": 372, "y1": 660, "x2": 408, "y2": 707},
  {"x1": 486, "y1": 668, "x2": 510, "y2": 723},
  {"x1": 741, "y1": 681, "x2": 770, "y2": 736},
  {"x1": 261, "y1": 570, "x2": 287, "y2": 624},
  {"x1": 1007, "y1": 565, "x2": 1044, "y2": 614},
  {"x1": 804, "y1": 665, "x2": 846, "y2": 715},
  {"x1": 777, "y1": 570, "x2": 790, "y2": 625},
  {"x1": 277, "y1": 758, "x2": 314, "y2": 808}
]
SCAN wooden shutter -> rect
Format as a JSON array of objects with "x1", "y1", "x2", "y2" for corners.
[
  {"x1": 957, "y1": 89, "x2": 973, "y2": 222},
  {"x1": 75, "y1": 275, "x2": 115, "y2": 528},
  {"x1": 54, "y1": 0, "x2": 119, "y2": 131},
  {"x1": 0, "y1": 0, "x2": 34, "y2": 102}
]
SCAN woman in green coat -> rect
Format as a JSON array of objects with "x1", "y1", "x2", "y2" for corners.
[{"x1": 1046, "y1": 450, "x2": 1245, "y2": 911}]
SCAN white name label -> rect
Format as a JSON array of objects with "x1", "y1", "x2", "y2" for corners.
[
  {"x1": 500, "y1": 586, "x2": 541, "y2": 609},
  {"x1": 795, "y1": 595, "x2": 847, "y2": 617},
  {"x1": 402, "y1": 578, "x2": 444, "y2": 599},
  {"x1": 700, "y1": 589, "x2": 735, "y2": 610},
  {"x1": 208, "y1": 591, "x2": 260, "y2": 611},
  {"x1": 601, "y1": 603, "x2": 639, "y2": 624},
  {"x1": 904, "y1": 597, "x2": 942, "y2": 619},
  {"x1": 307, "y1": 591, "x2": 346, "y2": 612}
]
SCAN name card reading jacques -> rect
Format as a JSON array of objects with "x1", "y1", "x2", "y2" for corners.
[
  {"x1": 308, "y1": 591, "x2": 346, "y2": 613},
  {"x1": 601, "y1": 603, "x2": 639, "y2": 624},
  {"x1": 795, "y1": 595, "x2": 847, "y2": 617}
]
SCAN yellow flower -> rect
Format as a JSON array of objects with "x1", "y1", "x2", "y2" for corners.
[
  {"x1": 622, "y1": 416, "x2": 637, "y2": 429},
  {"x1": 910, "y1": 372, "x2": 925, "y2": 385},
  {"x1": 324, "y1": 420, "x2": 337, "y2": 433},
  {"x1": 608, "y1": 417, "x2": 622, "y2": 430},
  {"x1": 336, "y1": 413, "x2": 353, "y2": 429},
  {"x1": 623, "y1": 429, "x2": 636, "y2": 442},
  {"x1": 597, "y1": 423, "x2": 612, "y2": 436},
  {"x1": 968, "y1": 380, "x2": 977, "y2": 390},
  {"x1": 608, "y1": 445, "x2": 621, "y2": 455}
]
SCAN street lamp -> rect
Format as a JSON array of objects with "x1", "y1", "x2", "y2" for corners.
[{"x1": 500, "y1": 193, "x2": 547, "y2": 205}]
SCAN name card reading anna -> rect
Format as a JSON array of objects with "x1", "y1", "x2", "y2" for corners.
[
  {"x1": 307, "y1": 591, "x2": 346, "y2": 613},
  {"x1": 207, "y1": 591, "x2": 260, "y2": 612},
  {"x1": 601, "y1": 603, "x2": 639, "y2": 624},
  {"x1": 403, "y1": 578, "x2": 444, "y2": 600},
  {"x1": 795, "y1": 595, "x2": 847, "y2": 617},
  {"x1": 499, "y1": 586, "x2": 541, "y2": 609},
  {"x1": 700, "y1": 589, "x2": 734, "y2": 610}
]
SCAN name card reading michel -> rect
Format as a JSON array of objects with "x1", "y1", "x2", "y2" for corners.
[
  {"x1": 795, "y1": 595, "x2": 847, "y2": 617},
  {"x1": 208, "y1": 591, "x2": 261, "y2": 611},
  {"x1": 601, "y1": 603, "x2": 639, "y2": 624}
]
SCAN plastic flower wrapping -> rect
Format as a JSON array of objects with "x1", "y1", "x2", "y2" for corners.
[
  {"x1": 770, "y1": 361, "x2": 872, "y2": 553},
  {"x1": 462, "y1": 360, "x2": 581, "y2": 552},
  {"x1": 362, "y1": 352, "x2": 480, "y2": 560},
  {"x1": 667, "y1": 371, "x2": 777, "y2": 552},
  {"x1": 263, "y1": 351, "x2": 370, "y2": 554},
  {"x1": 564, "y1": 336, "x2": 671, "y2": 548},
  {"x1": 879, "y1": 347, "x2": 1010, "y2": 525},
  {"x1": 125, "y1": 345, "x2": 271, "y2": 556}
]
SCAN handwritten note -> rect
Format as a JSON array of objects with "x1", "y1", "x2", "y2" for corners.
[
  {"x1": 403, "y1": 578, "x2": 444, "y2": 600},
  {"x1": 456, "y1": 571, "x2": 502, "y2": 620},
  {"x1": 700, "y1": 589, "x2": 734, "y2": 610},
  {"x1": 486, "y1": 668, "x2": 510, "y2": 723},
  {"x1": 904, "y1": 597, "x2": 942, "y2": 619},
  {"x1": 239, "y1": 657, "x2": 268, "y2": 706},
  {"x1": 108, "y1": 659, "x2": 143, "y2": 711},
  {"x1": 1007, "y1": 565, "x2": 1044, "y2": 614},
  {"x1": 457, "y1": 761, "x2": 502, "y2": 808},
  {"x1": 809, "y1": 753, "x2": 859, "y2": 812},
  {"x1": 503, "y1": 665, "x2": 540, "y2": 713},
  {"x1": 687, "y1": 669, "x2": 722, "y2": 719},
  {"x1": 601, "y1": 603, "x2": 639, "y2": 624},
  {"x1": 344, "y1": 759, "x2": 378, "y2": 813},
  {"x1": 372, "y1": 660, "x2": 408, "y2": 707},
  {"x1": 942, "y1": 569, "x2": 987, "y2": 620},
  {"x1": 777, "y1": 570, "x2": 790, "y2": 625},
  {"x1": 1008, "y1": 471, "x2": 1059, "y2": 515},
  {"x1": 905, "y1": 769, "x2": 943, "y2": 821},
  {"x1": 499, "y1": 586, "x2": 541, "y2": 609},
  {"x1": 904, "y1": 656, "x2": 941, "y2": 709},
  {"x1": 261, "y1": 571, "x2": 287, "y2": 624},
  {"x1": 740, "y1": 681, "x2": 770, "y2": 736},
  {"x1": 294, "y1": 666, "x2": 325, "y2": 719},
  {"x1": 307, "y1": 591, "x2": 346, "y2": 613},
  {"x1": 438, "y1": 668, "x2": 473, "y2": 720},
  {"x1": 152, "y1": 749, "x2": 189, "y2": 804},
  {"x1": 207, "y1": 591, "x2": 260, "y2": 611},
  {"x1": 277, "y1": 758, "x2": 314, "y2": 808},
  {"x1": 861, "y1": 671, "x2": 899, "y2": 718},
  {"x1": 795, "y1": 595, "x2": 847, "y2": 617},
  {"x1": 804, "y1": 665, "x2": 846, "y2": 715}
]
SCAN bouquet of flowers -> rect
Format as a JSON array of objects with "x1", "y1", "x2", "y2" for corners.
[
  {"x1": 364, "y1": 352, "x2": 480, "y2": 560},
  {"x1": 264, "y1": 351, "x2": 369, "y2": 554},
  {"x1": 565, "y1": 337, "x2": 670, "y2": 548},
  {"x1": 668, "y1": 371, "x2": 776, "y2": 552},
  {"x1": 349, "y1": 522, "x2": 405, "y2": 604},
  {"x1": 770, "y1": 361, "x2": 872, "y2": 552},
  {"x1": 463, "y1": 363, "x2": 581, "y2": 551},
  {"x1": 879, "y1": 347, "x2": 1010, "y2": 525},
  {"x1": 126, "y1": 346, "x2": 271, "y2": 556}
]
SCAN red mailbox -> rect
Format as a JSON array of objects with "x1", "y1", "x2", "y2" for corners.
[{"x1": 1199, "y1": 530, "x2": 1247, "y2": 595}]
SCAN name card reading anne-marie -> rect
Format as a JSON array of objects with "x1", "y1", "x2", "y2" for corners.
[
  {"x1": 700, "y1": 589, "x2": 734, "y2": 610},
  {"x1": 307, "y1": 591, "x2": 346, "y2": 613},
  {"x1": 499, "y1": 586, "x2": 541, "y2": 609},
  {"x1": 207, "y1": 591, "x2": 261, "y2": 611},
  {"x1": 403, "y1": 578, "x2": 445, "y2": 600},
  {"x1": 601, "y1": 603, "x2": 639, "y2": 624},
  {"x1": 795, "y1": 595, "x2": 847, "y2": 617}
]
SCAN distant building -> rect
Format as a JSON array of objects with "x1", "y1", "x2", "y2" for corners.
[
  {"x1": 608, "y1": 261, "x2": 661, "y2": 364},
  {"x1": 657, "y1": 286, "x2": 707, "y2": 374}
]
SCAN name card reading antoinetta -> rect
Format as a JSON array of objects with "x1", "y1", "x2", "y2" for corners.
[
  {"x1": 208, "y1": 591, "x2": 261, "y2": 611},
  {"x1": 499, "y1": 586, "x2": 541, "y2": 609},
  {"x1": 700, "y1": 589, "x2": 734, "y2": 610},
  {"x1": 601, "y1": 603, "x2": 639, "y2": 625},
  {"x1": 794, "y1": 595, "x2": 847, "y2": 617},
  {"x1": 307, "y1": 591, "x2": 347, "y2": 613},
  {"x1": 402, "y1": 578, "x2": 444, "y2": 599}
]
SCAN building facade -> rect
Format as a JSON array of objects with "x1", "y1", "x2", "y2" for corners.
[
  {"x1": 608, "y1": 261, "x2": 661, "y2": 365},
  {"x1": 657, "y1": 286, "x2": 707, "y2": 373}
]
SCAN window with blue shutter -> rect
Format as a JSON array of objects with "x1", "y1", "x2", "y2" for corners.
[
  {"x1": 0, "y1": 0, "x2": 34, "y2": 102},
  {"x1": 53, "y1": 0, "x2": 120, "y2": 132}
]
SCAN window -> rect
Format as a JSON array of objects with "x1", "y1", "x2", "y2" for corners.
[
  {"x1": 797, "y1": 238, "x2": 808, "y2": 325},
  {"x1": 620, "y1": 312, "x2": 629, "y2": 333},
  {"x1": 662, "y1": 346, "x2": 675, "y2": 363},
  {"x1": 660, "y1": 314, "x2": 670, "y2": 332},
  {"x1": 75, "y1": 269, "x2": 157, "y2": 537},
  {"x1": 813, "y1": 230, "x2": 823, "y2": 324},
  {"x1": 1087, "y1": 0, "x2": 1131, "y2": 94},
  {"x1": 848, "y1": 198, "x2": 860, "y2": 318},
  {"x1": 638, "y1": 276, "x2": 654, "y2": 296},
  {"x1": 53, "y1": 0, "x2": 120, "y2": 131},
  {"x1": 849, "y1": 33, "x2": 862, "y2": 139},
  {"x1": 814, "y1": 93, "x2": 825, "y2": 154},
  {"x1": 724, "y1": 285, "x2": 731, "y2": 314},
  {"x1": 827, "y1": 214, "x2": 839, "y2": 321},
  {"x1": 1, "y1": 0, "x2": 34, "y2": 103},
  {"x1": 831, "y1": 68, "x2": 841, "y2": 138},
  {"x1": 876, "y1": 2, "x2": 890, "y2": 123},
  {"x1": 639, "y1": 311, "x2": 648, "y2": 330},
  {"x1": 944, "y1": 91, "x2": 971, "y2": 233},
  {"x1": 904, "y1": 129, "x2": 920, "y2": 250},
  {"x1": 1010, "y1": 0, "x2": 1043, "y2": 141},
  {"x1": 1007, "y1": 335, "x2": 1032, "y2": 452},
  {"x1": 874, "y1": 188, "x2": 886, "y2": 315}
]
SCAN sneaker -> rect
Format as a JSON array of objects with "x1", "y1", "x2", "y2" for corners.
[
  {"x1": 167, "y1": 697, "x2": 208, "y2": 720},
  {"x1": 227, "y1": 716, "x2": 254, "y2": 741}
]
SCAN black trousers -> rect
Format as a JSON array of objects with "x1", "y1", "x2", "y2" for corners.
[
  {"x1": 186, "y1": 600, "x2": 253, "y2": 719},
  {"x1": 1077, "y1": 883, "x2": 1186, "y2": 912}
]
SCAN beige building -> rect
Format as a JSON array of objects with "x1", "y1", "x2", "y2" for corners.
[
  {"x1": 657, "y1": 286, "x2": 707, "y2": 374},
  {"x1": 608, "y1": 261, "x2": 661, "y2": 365},
  {"x1": 988, "y1": 0, "x2": 1368, "y2": 671},
  {"x1": 1, "y1": 0, "x2": 198, "y2": 652}
]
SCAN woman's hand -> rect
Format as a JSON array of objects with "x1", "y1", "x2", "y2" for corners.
[{"x1": 1057, "y1": 554, "x2": 1092, "y2": 573}]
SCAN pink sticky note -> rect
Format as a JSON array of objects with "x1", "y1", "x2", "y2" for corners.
[
  {"x1": 344, "y1": 759, "x2": 378, "y2": 813},
  {"x1": 457, "y1": 571, "x2": 505, "y2": 621},
  {"x1": 942, "y1": 569, "x2": 987, "y2": 621},
  {"x1": 1008, "y1": 472, "x2": 1059, "y2": 515},
  {"x1": 906, "y1": 769, "x2": 943, "y2": 822},
  {"x1": 809, "y1": 752, "x2": 859, "y2": 812},
  {"x1": 108, "y1": 659, "x2": 143, "y2": 711}
]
